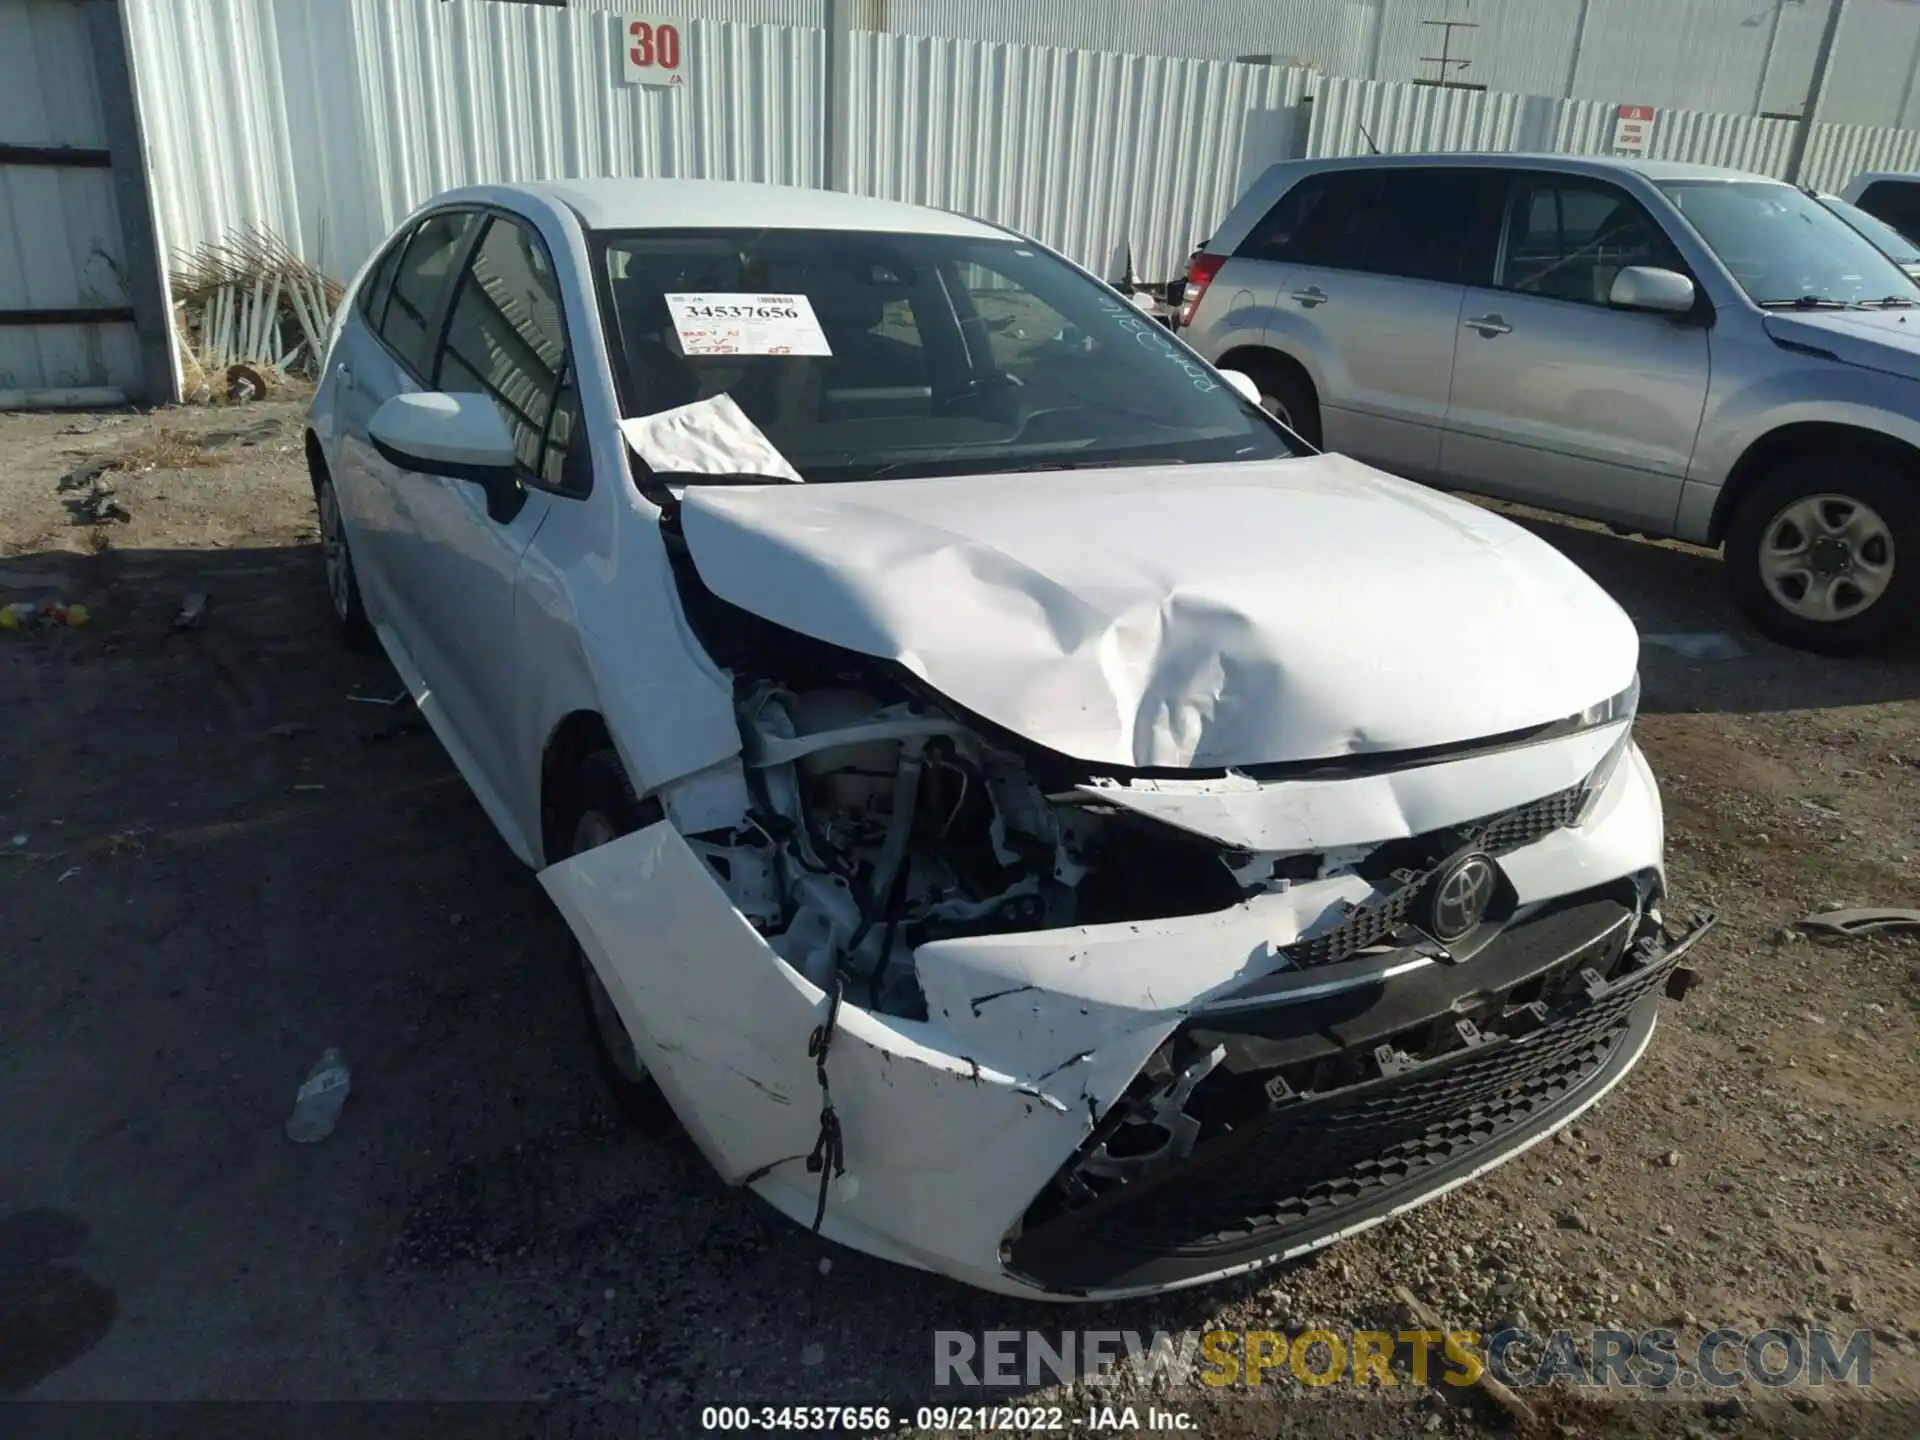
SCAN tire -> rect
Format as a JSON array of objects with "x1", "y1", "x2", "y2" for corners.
[
  {"x1": 555, "y1": 750, "x2": 675, "y2": 1128},
  {"x1": 1243, "y1": 358, "x2": 1322, "y2": 450},
  {"x1": 314, "y1": 470, "x2": 373, "y2": 650},
  {"x1": 1725, "y1": 453, "x2": 1919, "y2": 656}
]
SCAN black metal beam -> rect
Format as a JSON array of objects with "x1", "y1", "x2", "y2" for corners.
[
  {"x1": 0, "y1": 143, "x2": 113, "y2": 168},
  {"x1": 0, "y1": 307, "x2": 136, "y2": 327}
]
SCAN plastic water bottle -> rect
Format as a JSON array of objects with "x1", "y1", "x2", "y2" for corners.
[{"x1": 285, "y1": 1047, "x2": 351, "y2": 1143}]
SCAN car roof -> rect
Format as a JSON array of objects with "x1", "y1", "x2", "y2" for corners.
[
  {"x1": 1277, "y1": 152, "x2": 1777, "y2": 184},
  {"x1": 496, "y1": 178, "x2": 1010, "y2": 239}
]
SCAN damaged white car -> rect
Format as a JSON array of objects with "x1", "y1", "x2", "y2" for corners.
[{"x1": 306, "y1": 179, "x2": 1712, "y2": 1299}]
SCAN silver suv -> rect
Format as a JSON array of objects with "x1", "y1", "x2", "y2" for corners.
[{"x1": 1181, "y1": 154, "x2": 1920, "y2": 654}]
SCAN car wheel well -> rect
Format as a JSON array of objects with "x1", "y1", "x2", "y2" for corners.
[
  {"x1": 1712, "y1": 424, "x2": 1920, "y2": 544},
  {"x1": 540, "y1": 711, "x2": 615, "y2": 864},
  {"x1": 304, "y1": 431, "x2": 330, "y2": 495},
  {"x1": 1215, "y1": 345, "x2": 1313, "y2": 397}
]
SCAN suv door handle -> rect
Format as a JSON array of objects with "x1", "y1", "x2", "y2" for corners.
[
  {"x1": 1463, "y1": 313, "x2": 1512, "y2": 336},
  {"x1": 1291, "y1": 286, "x2": 1328, "y2": 308}
]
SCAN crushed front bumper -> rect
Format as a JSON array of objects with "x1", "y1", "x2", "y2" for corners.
[
  {"x1": 541, "y1": 739, "x2": 1696, "y2": 1300},
  {"x1": 1005, "y1": 896, "x2": 1716, "y2": 1296}
]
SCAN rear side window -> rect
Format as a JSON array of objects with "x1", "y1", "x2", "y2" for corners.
[
  {"x1": 1856, "y1": 181, "x2": 1920, "y2": 243},
  {"x1": 1238, "y1": 168, "x2": 1491, "y2": 283},
  {"x1": 379, "y1": 210, "x2": 477, "y2": 377},
  {"x1": 435, "y1": 215, "x2": 581, "y2": 492},
  {"x1": 1498, "y1": 176, "x2": 1685, "y2": 306},
  {"x1": 1239, "y1": 171, "x2": 1380, "y2": 269},
  {"x1": 358, "y1": 233, "x2": 408, "y2": 328}
]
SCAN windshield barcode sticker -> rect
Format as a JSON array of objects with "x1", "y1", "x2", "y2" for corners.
[{"x1": 665, "y1": 293, "x2": 834, "y2": 357}]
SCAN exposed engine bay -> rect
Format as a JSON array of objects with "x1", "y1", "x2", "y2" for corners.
[{"x1": 690, "y1": 677, "x2": 1262, "y2": 1018}]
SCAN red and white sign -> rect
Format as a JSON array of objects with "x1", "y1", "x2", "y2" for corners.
[
  {"x1": 1612, "y1": 104, "x2": 1656, "y2": 156},
  {"x1": 624, "y1": 17, "x2": 685, "y2": 88}
]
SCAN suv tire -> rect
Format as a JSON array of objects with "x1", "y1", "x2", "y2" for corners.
[
  {"x1": 1726, "y1": 453, "x2": 1918, "y2": 655},
  {"x1": 1243, "y1": 359, "x2": 1322, "y2": 449}
]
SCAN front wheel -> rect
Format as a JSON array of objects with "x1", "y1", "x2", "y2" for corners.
[
  {"x1": 1725, "y1": 455, "x2": 1918, "y2": 656},
  {"x1": 557, "y1": 751, "x2": 675, "y2": 1128}
]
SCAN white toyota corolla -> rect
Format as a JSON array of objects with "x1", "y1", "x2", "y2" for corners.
[{"x1": 306, "y1": 178, "x2": 1711, "y2": 1299}]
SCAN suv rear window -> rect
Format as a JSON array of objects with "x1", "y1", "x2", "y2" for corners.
[
  {"x1": 1238, "y1": 168, "x2": 1493, "y2": 284},
  {"x1": 1856, "y1": 180, "x2": 1920, "y2": 244}
]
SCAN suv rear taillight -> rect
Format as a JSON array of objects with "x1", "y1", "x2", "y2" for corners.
[{"x1": 1176, "y1": 252, "x2": 1226, "y2": 328}]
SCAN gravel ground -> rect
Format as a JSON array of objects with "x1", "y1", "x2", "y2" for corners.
[{"x1": 1, "y1": 396, "x2": 1916, "y2": 1439}]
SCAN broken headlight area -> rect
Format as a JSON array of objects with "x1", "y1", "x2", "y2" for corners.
[{"x1": 1006, "y1": 890, "x2": 1715, "y2": 1295}]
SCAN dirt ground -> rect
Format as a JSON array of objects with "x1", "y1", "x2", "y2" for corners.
[{"x1": 1, "y1": 394, "x2": 1916, "y2": 1439}]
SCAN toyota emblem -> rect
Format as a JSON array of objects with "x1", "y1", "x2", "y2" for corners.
[{"x1": 1427, "y1": 852, "x2": 1497, "y2": 942}]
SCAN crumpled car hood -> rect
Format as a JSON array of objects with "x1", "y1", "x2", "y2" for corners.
[
  {"x1": 1763, "y1": 308, "x2": 1920, "y2": 383},
  {"x1": 677, "y1": 454, "x2": 1639, "y2": 769}
]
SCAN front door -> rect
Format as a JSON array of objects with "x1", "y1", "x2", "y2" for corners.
[
  {"x1": 388, "y1": 211, "x2": 586, "y2": 843},
  {"x1": 1441, "y1": 172, "x2": 1711, "y2": 532}
]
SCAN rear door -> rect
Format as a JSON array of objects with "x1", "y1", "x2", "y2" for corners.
[
  {"x1": 1246, "y1": 167, "x2": 1489, "y2": 480},
  {"x1": 1441, "y1": 171, "x2": 1710, "y2": 530}
]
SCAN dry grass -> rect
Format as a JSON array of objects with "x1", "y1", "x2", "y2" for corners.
[{"x1": 101, "y1": 426, "x2": 222, "y2": 475}]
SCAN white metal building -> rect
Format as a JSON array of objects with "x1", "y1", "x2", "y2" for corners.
[{"x1": 589, "y1": 0, "x2": 1920, "y2": 130}]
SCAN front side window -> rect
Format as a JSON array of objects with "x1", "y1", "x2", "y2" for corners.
[
  {"x1": 1662, "y1": 180, "x2": 1916, "y2": 307},
  {"x1": 380, "y1": 210, "x2": 476, "y2": 376},
  {"x1": 435, "y1": 215, "x2": 580, "y2": 492},
  {"x1": 597, "y1": 228, "x2": 1291, "y2": 485},
  {"x1": 1499, "y1": 177, "x2": 1686, "y2": 306}
]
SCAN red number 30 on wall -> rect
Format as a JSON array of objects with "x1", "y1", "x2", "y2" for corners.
[{"x1": 628, "y1": 21, "x2": 682, "y2": 70}]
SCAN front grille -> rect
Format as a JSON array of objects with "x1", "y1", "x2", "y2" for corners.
[
  {"x1": 1005, "y1": 904, "x2": 1688, "y2": 1295},
  {"x1": 1282, "y1": 781, "x2": 1587, "y2": 969}
]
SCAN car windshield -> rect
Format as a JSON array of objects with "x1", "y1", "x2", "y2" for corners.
[
  {"x1": 1658, "y1": 180, "x2": 1916, "y2": 306},
  {"x1": 1817, "y1": 193, "x2": 1920, "y2": 265},
  {"x1": 594, "y1": 227, "x2": 1292, "y2": 483}
]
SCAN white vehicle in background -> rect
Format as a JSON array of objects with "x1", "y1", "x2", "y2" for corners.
[
  {"x1": 304, "y1": 178, "x2": 1706, "y2": 1300},
  {"x1": 1841, "y1": 171, "x2": 1920, "y2": 243},
  {"x1": 1813, "y1": 190, "x2": 1920, "y2": 284}
]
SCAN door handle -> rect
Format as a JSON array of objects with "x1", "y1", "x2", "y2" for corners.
[
  {"x1": 1464, "y1": 313, "x2": 1512, "y2": 336},
  {"x1": 1291, "y1": 286, "x2": 1328, "y2": 308},
  {"x1": 335, "y1": 361, "x2": 355, "y2": 391}
]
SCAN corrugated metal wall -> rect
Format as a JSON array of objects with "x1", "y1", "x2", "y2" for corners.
[
  {"x1": 1800, "y1": 121, "x2": 1920, "y2": 193},
  {"x1": 1307, "y1": 75, "x2": 1803, "y2": 182},
  {"x1": 127, "y1": 0, "x2": 823, "y2": 283},
  {"x1": 0, "y1": 0, "x2": 144, "y2": 403},
  {"x1": 845, "y1": 34, "x2": 1311, "y2": 280},
  {"x1": 558, "y1": 0, "x2": 1920, "y2": 129},
  {"x1": 116, "y1": 0, "x2": 1920, "y2": 304}
]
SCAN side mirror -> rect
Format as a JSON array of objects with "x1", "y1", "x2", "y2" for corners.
[
  {"x1": 1609, "y1": 266, "x2": 1696, "y2": 315},
  {"x1": 369, "y1": 393, "x2": 525, "y2": 522},
  {"x1": 1218, "y1": 368, "x2": 1263, "y2": 406}
]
